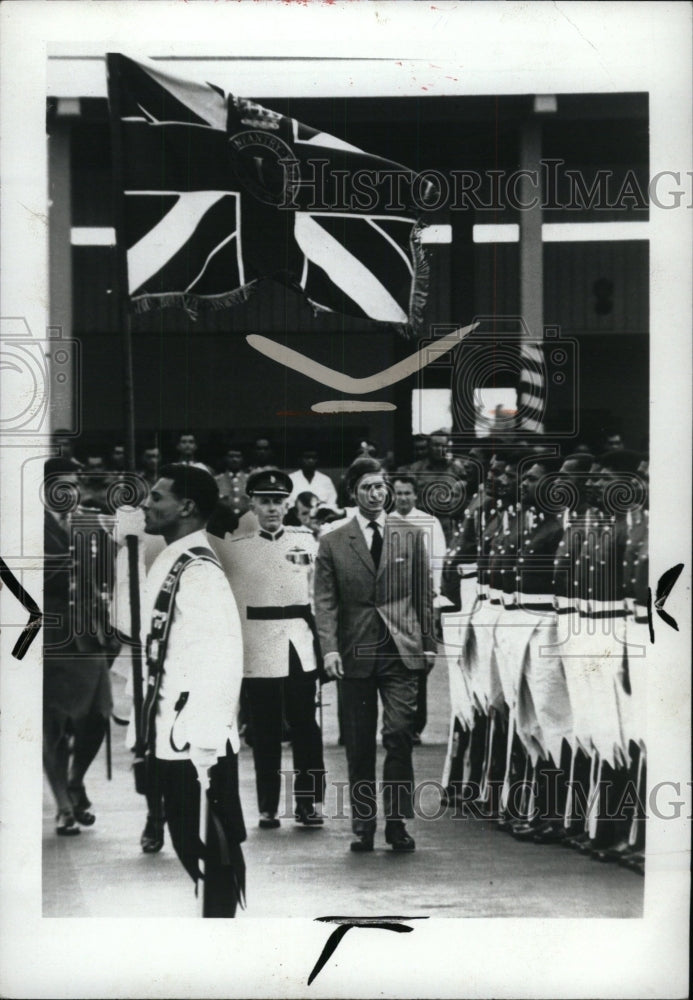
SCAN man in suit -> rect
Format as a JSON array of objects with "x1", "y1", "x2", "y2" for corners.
[
  {"x1": 314, "y1": 458, "x2": 435, "y2": 853},
  {"x1": 43, "y1": 459, "x2": 113, "y2": 835}
]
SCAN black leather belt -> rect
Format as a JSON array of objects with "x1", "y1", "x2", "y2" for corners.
[
  {"x1": 247, "y1": 604, "x2": 311, "y2": 621},
  {"x1": 520, "y1": 602, "x2": 554, "y2": 612},
  {"x1": 586, "y1": 610, "x2": 627, "y2": 620}
]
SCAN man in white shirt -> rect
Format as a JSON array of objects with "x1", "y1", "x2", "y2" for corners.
[
  {"x1": 142, "y1": 464, "x2": 245, "y2": 916},
  {"x1": 289, "y1": 449, "x2": 338, "y2": 510},
  {"x1": 174, "y1": 432, "x2": 215, "y2": 475},
  {"x1": 392, "y1": 474, "x2": 447, "y2": 596},
  {"x1": 392, "y1": 474, "x2": 446, "y2": 743}
]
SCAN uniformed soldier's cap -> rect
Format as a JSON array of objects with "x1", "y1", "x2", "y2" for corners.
[{"x1": 246, "y1": 468, "x2": 293, "y2": 496}]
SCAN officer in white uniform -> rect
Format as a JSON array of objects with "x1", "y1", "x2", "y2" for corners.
[{"x1": 214, "y1": 469, "x2": 326, "y2": 830}]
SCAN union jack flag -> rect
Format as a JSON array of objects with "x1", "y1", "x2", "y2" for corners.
[{"x1": 107, "y1": 54, "x2": 430, "y2": 335}]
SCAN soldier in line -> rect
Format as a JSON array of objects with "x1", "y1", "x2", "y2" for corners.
[
  {"x1": 215, "y1": 469, "x2": 326, "y2": 830},
  {"x1": 451, "y1": 450, "x2": 511, "y2": 809},
  {"x1": 573, "y1": 450, "x2": 645, "y2": 863},
  {"x1": 497, "y1": 456, "x2": 573, "y2": 841},
  {"x1": 438, "y1": 450, "x2": 487, "y2": 805},
  {"x1": 613, "y1": 453, "x2": 648, "y2": 874},
  {"x1": 483, "y1": 455, "x2": 523, "y2": 823},
  {"x1": 552, "y1": 452, "x2": 597, "y2": 845}
]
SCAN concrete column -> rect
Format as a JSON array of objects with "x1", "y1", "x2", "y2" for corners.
[
  {"x1": 48, "y1": 115, "x2": 74, "y2": 433},
  {"x1": 519, "y1": 117, "x2": 543, "y2": 340}
]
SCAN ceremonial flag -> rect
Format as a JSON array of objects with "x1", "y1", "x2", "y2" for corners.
[
  {"x1": 517, "y1": 340, "x2": 546, "y2": 433},
  {"x1": 106, "y1": 53, "x2": 431, "y2": 335}
]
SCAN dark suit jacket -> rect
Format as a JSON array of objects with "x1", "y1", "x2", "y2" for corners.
[
  {"x1": 44, "y1": 511, "x2": 75, "y2": 652},
  {"x1": 44, "y1": 509, "x2": 116, "y2": 656},
  {"x1": 314, "y1": 514, "x2": 434, "y2": 677},
  {"x1": 43, "y1": 509, "x2": 113, "y2": 718}
]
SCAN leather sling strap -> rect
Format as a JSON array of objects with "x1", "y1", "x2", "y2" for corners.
[{"x1": 141, "y1": 546, "x2": 221, "y2": 752}]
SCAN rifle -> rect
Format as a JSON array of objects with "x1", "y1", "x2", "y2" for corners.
[{"x1": 126, "y1": 534, "x2": 147, "y2": 794}]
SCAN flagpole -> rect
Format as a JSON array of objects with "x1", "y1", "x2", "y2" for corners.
[
  {"x1": 107, "y1": 55, "x2": 146, "y2": 788},
  {"x1": 106, "y1": 53, "x2": 137, "y2": 473},
  {"x1": 121, "y1": 314, "x2": 137, "y2": 474}
]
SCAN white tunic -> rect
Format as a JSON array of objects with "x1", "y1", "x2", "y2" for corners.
[
  {"x1": 142, "y1": 529, "x2": 243, "y2": 760},
  {"x1": 212, "y1": 526, "x2": 318, "y2": 678}
]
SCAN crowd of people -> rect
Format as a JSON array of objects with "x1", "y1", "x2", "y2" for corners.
[{"x1": 42, "y1": 423, "x2": 648, "y2": 916}]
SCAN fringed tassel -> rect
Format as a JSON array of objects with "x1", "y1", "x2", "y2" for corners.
[
  {"x1": 228, "y1": 841, "x2": 247, "y2": 913},
  {"x1": 396, "y1": 219, "x2": 431, "y2": 340},
  {"x1": 201, "y1": 810, "x2": 247, "y2": 917},
  {"x1": 131, "y1": 281, "x2": 258, "y2": 319}
]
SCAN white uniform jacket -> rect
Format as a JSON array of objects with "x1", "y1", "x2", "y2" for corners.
[
  {"x1": 212, "y1": 526, "x2": 318, "y2": 678},
  {"x1": 142, "y1": 530, "x2": 243, "y2": 761}
]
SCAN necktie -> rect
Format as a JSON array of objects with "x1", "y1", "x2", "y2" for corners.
[{"x1": 367, "y1": 521, "x2": 383, "y2": 569}]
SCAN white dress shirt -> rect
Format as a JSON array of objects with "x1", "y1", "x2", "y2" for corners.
[
  {"x1": 354, "y1": 509, "x2": 387, "y2": 548},
  {"x1": 289, "y1": 468, "x2": 338, "y2": 509},
  {"x1": 396, "y1": 507, "x2": 446, "y2": 595}
]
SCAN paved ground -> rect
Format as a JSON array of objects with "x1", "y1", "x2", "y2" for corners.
[{"x1": 43, "y1": 656, "x2": 643, "y2": 919}]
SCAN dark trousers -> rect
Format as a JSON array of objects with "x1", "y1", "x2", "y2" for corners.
[
  {"x1": 159, "y1": 750, "x2": 246, "y2": 918},
  {"x1": 414, "y1": 673, "x2": 427, "y2": 735},
  {"x1": 144, "y1": 755, "x2": 165, "y2": 825},
  {"x1": 590, "y1": 759, "x2": 630, "y2": 849},
  {"x1": 243, "y1": 645, "x2": 325, "y2": 816},
  {"x1": 340, "y1": 652, "x2": 420, "y2": 834},
  {"x1": 43, "y1": 706, "x2": 108, "y2": 816}
]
